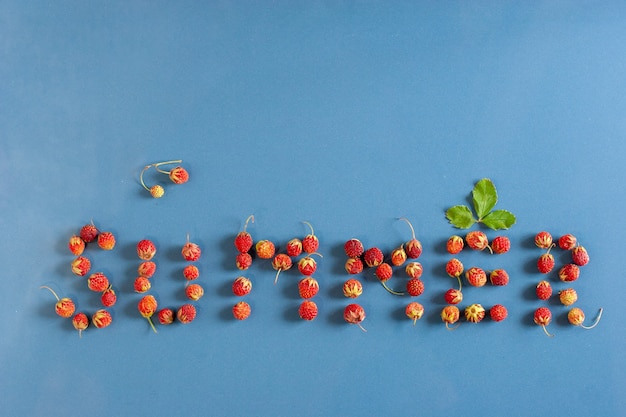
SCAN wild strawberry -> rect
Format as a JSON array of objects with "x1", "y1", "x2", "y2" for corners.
[
  {"x1": 232, "y1": 301, "x2": 250, "y2": 320},
  {"x1": 167, "y1": 166, "x2": 189, "y2": 184},
  {"x1": 345, "y1": 258, "x2": 364, "y2": 275},
  {"x1": 489, "y1": 269, "x2": 509, "y2": 286},
  {"x1": 71, "y1": 256, "x2": 91, "y2": 277},
  {"x1": 298, "y1": 254, "x2": 319, "y2": 276},
  {"x1": 40, "y1": 286, "x2": 75, "y2": 318},
  {"x1": 138, "y1": 261, "x2": 156, "y2": 278},
  {"x1": 464, "y1": 303, "x2": 485, "y2": 323},
  {"x1": 441, "y1": 305, "x2": 460, "y2": 330},
  {"x1": 406, "y1": 278, "x2": 424, "y2": 296},
  {"x1": 489, "y1": 304, "x2": 508, "y2": 322},
  {"x1": 255, "y1": 240, "x2": 275, "y2": 259},
  {"x1": 534, "y1": 307, "x2": 553, "y2": 337},
  {"x1": 236, "y1": 252, "x2": 253, "y2": 270},
  {"x1": 446, "y1": 235, "x2": 464, "y2": 254},
  {"x1": 465, "y1": 267, "x2": 487, "y2": 287},
  {"x1": 286, "y1": 238, "x2": 303, "y2": 257},
  {"x1": 97, "y1": 231, "x2": 116, "y2": 250},
  {"x1": 79, "y1": 222, "x2": 98, "y2": 243},
  {"x1": 405, "y1": 302, "x2": 424, "y2": 325},
  {"x1": 558, "y1": 288, "x2": 578, "y2": 306},
  {"x1": 446, "y1": 258, "x2": 464, "y2": 278},
  {"x1": 234, "y1": 215, "x2": 254, "y2": 253},
  {"x1": 149, "y1": 185, "x2": 164, "y2": 198},
  {"x1": 138, "y1": 295, "x2": 158, "y2": 333},
  {"x1": 558, "y1": 234, "x2": 577, "y2": 250},
  {"x1": 465, "y1": 230, "x2": 489, "y2": 251},
  {"x1": 405, "y1": 262, "x2": 423, "y2": 279},
  {"x1": 158, "y1": 308, "x2": 175, "y2": 325},
  {"x1": 375, "y1": 263, "x2": 393, "y2": 282},
  {"x1": 301, "y1": 221, "x2": 319, "y2": 254},
  {"x1": 134, "y1": 277, "x2": 151, "y2": 293},
  {"x1": 490, "y1": 236, "x2": 510, "y2": 254},
  {"x1": 137, "y1": 239, "x2": 157, "y2": 260},
  {"x1": 232, "y1": 276, "x2": 252, "y2": 296},
  {"x1": 182, "y1": 235, "x2": 201, "y2": 261},
  {"x1": 344, "y1": 238, "x2": 364, "y2": 258},
  {"x1": 298, "y1": 300, "x2": 318, "y2": 320},
  {"x1": 444, "y1": 288, "x2": 463, "y2": 305},
  {"x1": 400, "y1": 218, "x2": 422, "y2": 258},
  {"x1": 536, "y1": 280, "x2": 552, "y2": 300},
  {"x1": 568, "y1": 307, "x2": 603, "y2": 329},
  {"x1": 559, "y1": 264, "x2": 580, "y2": 282},
  {"x1": 183, "y1": 265, "x2": 200, "y2": 281},
  {"x1": 68, "y1": 235, "x2": 85, "y2": 256},
  {"x1": 272, "y1": 253, "x2": 293, "y2": 284},
  {"x1": 342, "y1": 279, "x2": 363, "y2": 298},
  {"x1": 298, "y1": 277, "x2": 319, "y2": 299},
  {"x1": 534, "y1": 231, "x2": 553, "y2": 249},
  {"x1": 572, "y1": 246, "x2": 589, "y2": 266},
  {"x1": 72, "y1": 312, "x2": 89, "y2": 337},
  {"x1": 101, "y1": 287, "x2": 117, "y2": 307},
  {"x1": 92, "y1": 309, "x2": 112, "y2": 329},
  {"x1": 344, "y1": 303, "x2": 366, "y2": 332},
  {"x1": 390, "y1": 245, "x2": 407, "y2": 266},
  {"x1": 87, "y1": 272, "x2": 110, "y2": 292},
  {"x1": 537, "y1": 253, "x2": 555, "y2": 274},
  {"x1": 177, "y1": 304, "x2": 197, "y2": 323},
  {"x1": 363, "y1": 247, "x2": 384, "y2": 268},
  {"x1": 185, "y1": 283, "x2": 204, "y2": 301}
]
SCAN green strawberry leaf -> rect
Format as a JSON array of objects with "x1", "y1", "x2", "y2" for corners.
[
  {"x1": 445, "y1": 205, "x2": 476, "y2": 229},
  {"x1": 472, "y1": 178, "x2": 498, "y2": 220},
  {"x1": 481, "y1": 209, "x2": 516, "y2": 230}
]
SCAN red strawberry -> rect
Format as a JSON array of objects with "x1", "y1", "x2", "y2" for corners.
[
  {"x1": 534, "y1": 307, "x2": 553, "y2": 337},
  {"x1": 446, "y1": 235, "x2": 464, "y2": 254},
  {"x1": 80, "y1": 222, "x2": 98, "y2": 243},
  {"x1": 466, "y1": 230, "x2": 489, "y2": 251},
  {"x1": 236, "y1": 252, "x2": 253, "y2": 270},
  {"x1": 298, "y1": 277, "x2": 319, "y2": 299},
  {"x1": 101, "y1": 287, "x2": 117, "y2": 307},
  {"x1": 489, "y1": 269, "x2": 509, "y2": 286},
  {"x1": 490, "y1": 236, "x2": 510, "y2": 254},
  {"x1": 406, "y1": 278, "x2": 424, "y2": 296},
  {"x1": 537, "y1": 253, "x2": 555, "y2": 274},
  {"x1": 536, "y1": 280, "x2": 552, "y2": 300},
  {"x1": 444, "y1": 288, "x2": 463, "y2": 305},
  {"x1": 344, "y1": 238, "x2": 364, "y2": 258},
  {"x1": 375, "y1": 263, "x2": 393, "y2": 282},
  {"x1": 345, "y1": 257, "x2": 364, "y2": 275},
  {"x1": 465, "y1": 267, "x2": 487, "y2": 287},
  {"x1": 489, "y1": 304, "x2": 508, "y2": 322},
  {"x1": 572, "y1": 246, "x2": 589, "y2": 266},
  {"x1": 534, "y1": 231, "x2": 553, "y2": 249},
  {"x1": 363, "y1": 247, "x2": 384, "y2": 268},
  {"x1": 298, "y1": 300, "x2": 318, "y2": 320},
  {"x1": 232, "y1": 276, "x2": 252, "y2": 296},
  {"x1": 559, "y1": 264, "x2": 580, "y2": 282},
  {"x1": 232, "y1": 301, "x2": 250, "y2": 320},
  {"x1": 558, "y1": 234, "x2": 577, "y2": 250}
]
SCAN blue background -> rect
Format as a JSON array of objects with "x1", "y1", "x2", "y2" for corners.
[{"x1": 2, "y1": 2, "x2": 625, "y2": 416}]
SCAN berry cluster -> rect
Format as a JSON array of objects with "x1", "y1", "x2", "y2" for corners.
[
  {"x1": 140, "y1": 159, "x2": 189, "y2": 199},
  {"x1": 442, "y1": 230, "x2": 510, "y2": 329},
  {"x1": 533, "y1": 231, "x2": 602, "y2": 337}
]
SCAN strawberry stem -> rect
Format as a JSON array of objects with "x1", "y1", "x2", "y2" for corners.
[
  {"x1": 399, "y1": 217, "x2": 416, "y2": 240},
  {"x1": 541, "y1": 325, "x2": 554, "y2": 337},
  {"x1": 40, "y1": 285, "x2": 60, "y2": 301},
  {"x1": 380, "y1": 281, "x2": 405, "y2": 296},
  {"x1": 139, "y1": 166, "x2": 153, "y2": 191},
  {"x1": 445, "y1": 322, "x2": 460, "y2": 331},
  {"x1": 581, "y1": 308, "x2": 603, "y2": 330},
  {"x1": 303, "y1": 221, "x2": 315, "y2": 236},
  {"x1": 357, "y1": 323, "x2": 367, "y2": 332},
  {"x1": 456, "y1": 276, "x2": 463, "y2": 292},
  {"x1": 243, "y1": 215, "x2": 254, "y2": 232},
  {"x1": 153, "y1": 159, "x2": 183, "y2": 174},
  {"x1": 146, "y1": 317, "x2": 157, "y2": 333},
  {"x1": 274, "y1": 269, "x2": 282, "y2": 285}
]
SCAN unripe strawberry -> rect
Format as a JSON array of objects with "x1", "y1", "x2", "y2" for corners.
[
  {"x1": 41, "y1": 286, "x2": 75, "y2": 318},
  {"x1": 158, "y1": 308, "x2": 175, "y2": 325},
  {"x1": 489, "y1": 269, "x2": 509, "y2": 286},
  {"x1": 464, "y1": 303, "x2": 485, "y2": 323},
  {"x1": 72, "y1": 312, "x2": 89, "y2": 337},
  {"x1": 298, "y1": 300, "x2": 318, "y2": 320},
  {"x1": 375, "y1": 263, "x2": 393, "y2": 282},
  {"x1": 441, "y1": 305, "x2": 460, "y2": 329},
  {"x1": 363, "y1": 247, "x2": 384, "y2": 268},
  {"x1": 559, "y1": 288, "x2": 578, "y2": 306},
  {"x1": 298, "y1": 277, "x2": 319, "y2": 299},
  {"x1": 232, "y1": 301, "x2": 250, "y2": 320},
  {"x1": 138, "y1": 261, "x2": 156, "y2": 278},
  {"x1": 87, "y1": 272, "x2": 110, "y2": 292},
  {"x1": 405, "y1": 262, "x2": 423, "y2": 279},
  {"x1": 567, "y1": 307, "x2": 585, "y2": 326},
  {"x1": 168, "y1": 166, "x2": 189, "y2": 184},
  {"x1": 343, "y1": 279, "x2": 363, "y2": 298},
  {"x1": 534, "y1": 231, "x2": 553, "y2": 249},
  {"x1": 406, "y1": 278, "x2": 424, "y2": 296},
  {"x1": 183, "y1": 264, "x2": 200, "y2": 281},
  {"x1": 236, "y1": 252, "x2": 253, "y2": 270},
  {"x1": 345, "y1": 258, "x2": 364, "y2": 275},
  {"x1": 286, "y1": 238, "x2": 303, "y2": 257},
  {"x1": 344, "y1": 303, "x2": 366, "y2": 331},
  {"x1": 537, "y1": 253, "x2": 555, "y2": 274},
  {"x1": 301, "y1": 222, "x2": 319, "y2": 254},
  {"x1": 255, "y1": 240, "x2": 275, "y2": 259},
  {"x1": 444, "y1": 288, "x2": 463, "y2": 305},
  {"x1": 489, "y1": 304, "x2": 508, "y2": 322},
  {"x1": 101, "y1": 287, "x2": 117, "y2": 307},
  {"x1": 297, "y1": 255, "x2": 318, "y2": 276},
  {"x1": 534, "y1": 307, "x2": 553, "y2": 337},
  {"x1": 490, "y1": 236, "x2": 510, "y2": 254},
  {"x1": 465, "y1": 230, "x2": 489, "y2": 251},
  {"x1": 182, "y1": 236, "x2": 201, "y2": 261},
  {"x1": 80, "y1": 222, "x2": 98, "y2": 243},
  {"x1": 185, "y1": 283, "x2": 204, "y2": 301},
  {"x1": 572, "y1": 246, "x2": 589, "y2": 266},
  {"x1": 536, "y1": 280, "x2": 552, "y2": 300},
  {"x1": 466, "y1": 267, "x2": 487, "y2": 287},
  {"x1": 446, "y1": 235, "x2": 464, "y2": 254},
  {"x1": 272, "y1": 253, "x2": 293, "y2": 284},
  {"x1": 234, "y1": 215, "x2": 255, "y2": 253},
  {"x1": 177, "y1": 304, "x2": 197, "y2": 323},
  {"x1": 97, "y1": 231, "x2": 116, "y2": 250},
  {"x1": 134, "y1": 276, "x2": 151, "y2": 293},
  {"x1": 232, "y1": 276, "x2": 252, "y2": 296},
  {"x1": 68, "y1": 235, "x2": 85, "y2": 256},
  {"x1": 71, "y1": 256, "x2": 91, "y2": 277},
  {"x1": 406, "y1": 301, "x2": 424, "y2": 325},
  {"x1": 138, "y1": 295, "x2": 157, "y2": 322},
  {"x1": 137, "y1": 239, "x2": 157, "y2": 260},
  {"x1": 559, "y1": 264, "x2": 580, "y2": 282},
  {"x1": 92, "y1": 309, "x2": 112, "y2": 329},
  {"x1": 558, "y1": 234, "x2": 577, "y2": 250},
  {"x1": 390, "y1": 245, "x2": 407, "y2": 266},
  {"x1": 344, "y1": 238, "x2": 364, "y2": 258},
  {"x1": 446, "y1": 258, "x2": 464, "y2": 278}
]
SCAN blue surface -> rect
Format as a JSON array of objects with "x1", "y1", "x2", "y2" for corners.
[{"x1": 2, "y1": 2, "x2": 626, "y2": 416}]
